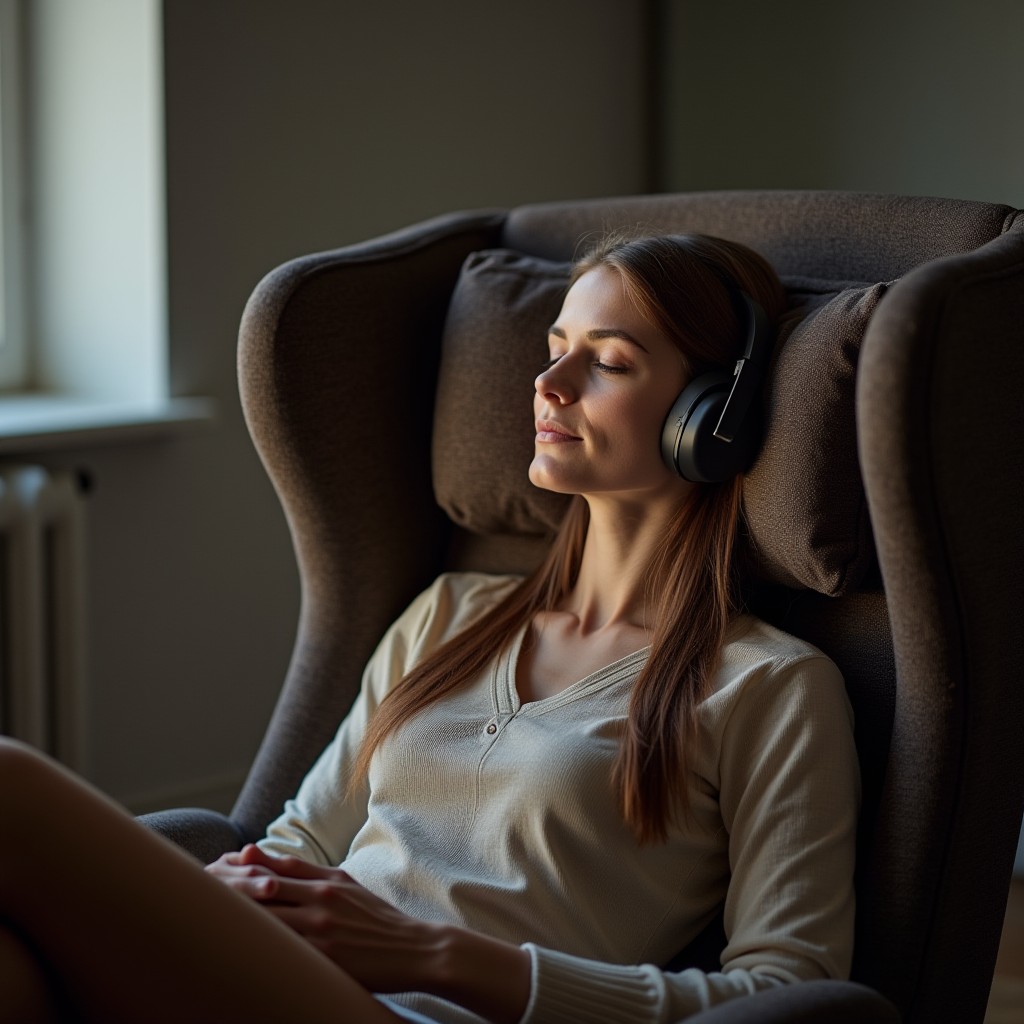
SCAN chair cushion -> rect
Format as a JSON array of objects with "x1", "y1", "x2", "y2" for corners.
[
  {"x1": 744, "y1": 277, "x2": 889, "y2": 594},
  {"x1": 433, "y1": 249, "x2": 888, "y2": 596},
  {"x1": 434, "y1": 249, "x2": 572, "y2": 536}
]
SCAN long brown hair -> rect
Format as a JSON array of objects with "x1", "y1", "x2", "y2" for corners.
[{"x1": 354, "y1": 233, "x2": 785, "y2": 843}]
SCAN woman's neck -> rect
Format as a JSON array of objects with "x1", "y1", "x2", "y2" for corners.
[{"x1": 560, "y1": 488, "x2": 692, "y2": 633}]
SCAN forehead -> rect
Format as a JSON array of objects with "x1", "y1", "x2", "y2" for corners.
[
  {"x1": 558, "y1": 267, "x2": 639, "y2": 324},
  {"x1": 554, "y1": 266, "x2": 670, "y2": 353}
]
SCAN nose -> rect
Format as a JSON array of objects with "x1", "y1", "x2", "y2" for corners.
[{"x1": 535, "y1": 360, "x2": 577, "y2": 405}]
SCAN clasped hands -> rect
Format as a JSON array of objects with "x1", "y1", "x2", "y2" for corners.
[
  {"x1": 206, "y1": 844, "x2": 440, "y2": 994},
  {"x1": 207, "y1": 844, "x2": 531, "y2": 1022}
]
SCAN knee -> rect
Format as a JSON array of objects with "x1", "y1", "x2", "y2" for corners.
[
  {"x1": 0, "y1": 735, "x2": 48, "y2": 769},
  {"x1": 0, "y1": 739, "x2": 56, "y2": 815}
]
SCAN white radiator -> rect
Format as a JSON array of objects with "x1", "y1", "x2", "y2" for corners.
[{"x1": 0, "y1": 465, "x2": 88, "y2": 768}]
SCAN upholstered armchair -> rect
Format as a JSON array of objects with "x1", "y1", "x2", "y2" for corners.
[{"x1": 142, "y1": 190, "x2": 1024, "y2": 1024}]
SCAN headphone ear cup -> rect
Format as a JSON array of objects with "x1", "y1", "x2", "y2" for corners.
[{"x1": 661, "y1": 371, "x2": 759, "y2": 483}]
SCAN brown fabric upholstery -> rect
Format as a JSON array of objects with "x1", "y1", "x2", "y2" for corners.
[
  {"x1": 678, "y1": 980, "x2": 901, "y2": 1024},
  {"x1": 433, "y1": 249, "x2": 570, "y2": 535},
  {"x1": 744, "y1": 279, "x2": 888, "y2": 593},
  {"x1": 856, "y1": 224, "x2": 1024, "y2": 1019},
  {"x1": 142, "y1": 192, "x2": 1024, "y2": 1024},
  {"x1": 502, "y1": 191, "x2": 1016, "y2": 278}
]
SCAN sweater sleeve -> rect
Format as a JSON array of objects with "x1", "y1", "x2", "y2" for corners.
[
  {"x1": 255, "y1": 584, "x2": 438, "y2": 865},
  {"x1": 518, "y1": 653, "x2": 860, "y2": 1024},
  {"x1": 258, "y1": 572, "x2": 522, "y2": 866}
]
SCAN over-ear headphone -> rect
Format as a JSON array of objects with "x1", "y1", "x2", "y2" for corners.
[{"x1": 660, "y1": 281, "x2": 775, "y2": 483}]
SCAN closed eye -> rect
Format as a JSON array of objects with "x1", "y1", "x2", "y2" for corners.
[{"x1": 540, "y1": 353, "x2": 630, "y2": 375}]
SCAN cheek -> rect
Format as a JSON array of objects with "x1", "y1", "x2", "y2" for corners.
[{"x1": 599, "y1": 392, "x2": 671, "y2": 452}]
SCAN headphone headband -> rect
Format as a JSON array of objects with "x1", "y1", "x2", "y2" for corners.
[
  {"x1": 659, "y1": 254, "x2": 776, "y2": 482},
  {"x1": 712, "y1": 292, "x2": 772, "y2": 444},
  {"x1": 679, "y1": 249, "x2": 772, "y2": 366}
]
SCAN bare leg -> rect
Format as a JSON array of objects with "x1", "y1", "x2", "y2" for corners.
[{"x1": 0, "y1": 739, "x2": 401, "y2": 1023}]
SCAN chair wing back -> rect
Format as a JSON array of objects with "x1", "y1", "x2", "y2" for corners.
[
  {"x1": 234, "y1": 211, "x2": 505, "y2": 829},
  {"x1": 233, "y1": 191, "x2": 1024, "y2": 1024},
  {"x1": 856, "y1": 222, "x2": 1024, "y2": 1022}
]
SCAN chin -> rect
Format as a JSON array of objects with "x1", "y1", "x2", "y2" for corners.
[{"x1": 528, "y1": 462, "x2": 577, "y2": 495}]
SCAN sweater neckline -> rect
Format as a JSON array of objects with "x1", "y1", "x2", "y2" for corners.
[{"x1": 492, "y1": 624, "x2": 650, "y2": 716}]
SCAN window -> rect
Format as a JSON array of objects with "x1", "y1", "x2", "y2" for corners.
[
  {"x1": 0, "y1": 0, "x2": 173, "y2": 409},
  {"x1": 0, "y1": 0, "x2": 210, "y2": 446},
  {"x1": 0, "y1": 0, "x2": 26, "y2": 391}
]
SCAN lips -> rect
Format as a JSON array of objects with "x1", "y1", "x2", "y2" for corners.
[{"x1": 535, "y1": 419, "x2": 582, "y2": 443}]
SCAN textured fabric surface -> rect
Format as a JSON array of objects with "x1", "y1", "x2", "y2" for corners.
[
  {"x1": 435, "y1": 250, "x2": 886, "y2": 594},
  {"x1": 503, "y1": 191, "x2": 1015, "y2": 280},
  {"x1": 855, "y1": 222, "x2": 1024, "y2": 1023},
  {"x1": 744, "y1": 277, "x2": 889, "y2": 594},
  {"x1": 136, "y1": 808, "x2": 245, "y2": 864},
  {"x1": 433, "y1": 250, "x2": 571, "y2": 535},
  {"x1": 684, "y1": 980, "x2": 900, "y2": 1023}
]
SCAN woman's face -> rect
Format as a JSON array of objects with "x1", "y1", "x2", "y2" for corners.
[{"x1": 530, "y1": 266, "x2": 692, "y2": 503}]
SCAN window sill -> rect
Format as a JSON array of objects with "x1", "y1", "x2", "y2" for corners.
[{"x1": 0, "y1": 393, "x2": 216, "y2": 453}]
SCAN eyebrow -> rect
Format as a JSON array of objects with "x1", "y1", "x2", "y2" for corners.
[{"x1": 547, "y1": 324, "x2": 649, "y2": 353}]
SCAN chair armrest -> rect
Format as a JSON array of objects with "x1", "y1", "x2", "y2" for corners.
[
  {"x1": 688, "y1": 980, "x2": 901, "y2": 1023},
  {"x1": 137, "y1": 808, "x2": 245, "y2": 864}
]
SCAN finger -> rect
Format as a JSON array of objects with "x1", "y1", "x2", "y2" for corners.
[
  {"x1": 205, "y1": 860, "x2": 275, "y2": 881},
  {"x1": 203, "y1": 850, "x2": 244, "y2": 871},
  {"x1": 263, "y1": 876, "x2": 389, "y2": 916},
  {"x1": 234, "y1": 845, "x2": 321, "y2": 878},
  {"x1": 262, "y1": 903, "x2": 317, "y2": 931},
  {"x1": 260, "y1": 903, "x2": 344, "y2": 946},
  {"x1": 255, "y1": 877, "x2": 331, "y2": 905},
  {"x1": 214, "y1": 844, "x2": 269, "y2": 867},
  {"x1": 235, "y1": 843, "x2": 272, "y2": 866},
  {"x1": 205, "y1": 864, "x2": 283, "y2": 902},
  {"x1": 228, "y1": 874, "x2": 285, "y2": 901},
  {"x1": 254, "y1": 854, "x2": 340, "y2": 882},
  {"x1": 242, "y1": 845, "x2": 355, "y2": 889}
]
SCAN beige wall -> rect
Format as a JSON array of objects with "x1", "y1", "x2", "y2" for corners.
[{"x1": 660, "y1": 0, "x2": 1023, "y2": 207}]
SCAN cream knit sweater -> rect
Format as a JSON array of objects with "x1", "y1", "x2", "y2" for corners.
[{"x1": 259, "y1": 572, "x2": 860, "y2": 1023}]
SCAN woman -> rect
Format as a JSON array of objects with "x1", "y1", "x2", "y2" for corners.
[{"x1": 0, "y1": 234, "x2": 859, "y2": 1024}]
